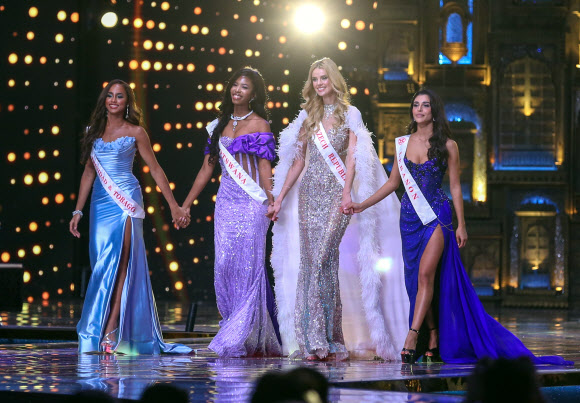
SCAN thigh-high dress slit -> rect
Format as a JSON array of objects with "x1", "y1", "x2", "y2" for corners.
[
  {"x1": 77, "y1": 136, "x2": 191, "y2": 354},
  {"x1": 400, "y1": 156, "x2": 571, "y2": 365}
]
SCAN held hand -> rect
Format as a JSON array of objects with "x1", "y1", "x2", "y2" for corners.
[
  {"x1": 179, "y1": 206, "x2": 192, "y2": 228},
  {"x1": 340, "y1": 193, "x2": 353, "y2": 215},
  {"x1": 178, "y1": 206, "x2": 192, "y2": 229},
  {"x1": 171, "y1": 206, "x2": 190, "y2": 230},
  {"x1": 69, "y1": 215, "x2": 82, "y2": 238},
  {"x1": 181, "y1": 205, "x2": 191, "y2": 228},
  {"x1": 342, "y1": 201, "x2": 365, "y2": 215},
  {"x1": 266, "y1": 201, "x2": 281, "y2": 222},
  {"x1": 456, "y1": 225, "x2": 468, "y2": 248}
]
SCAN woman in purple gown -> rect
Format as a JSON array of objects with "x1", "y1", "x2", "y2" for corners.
[
  {"x1": 346, "y1": 89, "x2": 571, "y2": 366},
  {"x1": 182, "y1": 67, "x2": 281, "y2": 357}
]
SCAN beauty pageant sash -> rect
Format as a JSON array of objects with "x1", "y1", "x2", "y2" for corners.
[
  {"x1": 90, "y1": 150, "x2": 146, "y2": 219},
  {"x1": 313, "y1": 123, "x2": 347, "y2": 187},
  {"x1": 218, "y1": 141, "x2": 268, "y2": 204},
  {"x1": 395, "y1": 135, "x2": 437, "y2": 225}
]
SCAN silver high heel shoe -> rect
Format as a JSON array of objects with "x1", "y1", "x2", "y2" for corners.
[{"x1": 101, "y1": 328, "x2": 118, "y2": 354}]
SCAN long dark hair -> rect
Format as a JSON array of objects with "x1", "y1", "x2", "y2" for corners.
[
  {"x1": 80, "y1": 79, "x2": 143, "y2": 164},
  {"x1": 207, "y1": 67, "x2": 269, "y2": 165},
  {"x1": 406, "y1": 88, "x2": 452, "y2": 164}
]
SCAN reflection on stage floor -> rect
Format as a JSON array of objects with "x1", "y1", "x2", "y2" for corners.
[{"x1": 0, "y1": 302, "x2": 579, "y2": 402}]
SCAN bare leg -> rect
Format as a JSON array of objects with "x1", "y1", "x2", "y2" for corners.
[
  {"x1": 103, "y1": 217, "x2": 132, "y2": 341},
  {"x1": 424, "y1": 307, "x2": 438, "y2": 356},
  {"x1": 402, "y1": 225, "x2": 444, "y2": 353}
]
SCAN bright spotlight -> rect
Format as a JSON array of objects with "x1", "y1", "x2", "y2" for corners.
[
  {"x1": 294, "y1": 4, "x2": 324, "y2": 33},
  {"x1": 375, "y1": 257, "x2": 393, "y2": 273},
  {"x1": 101, "y1": 12, "x2": 118, "y2": 28}
]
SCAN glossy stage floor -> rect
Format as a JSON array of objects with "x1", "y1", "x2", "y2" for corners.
[{"x1": 1, "y1": 302, "x2": 579, "y2": 402}]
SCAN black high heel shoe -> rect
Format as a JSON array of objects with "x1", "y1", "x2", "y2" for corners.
[
  {"x1": 401, "y1": 328, "x2": 419, "y2": 363},
  {"x1": 424, "y1": 328, "x2": 442, "y2": 363}
]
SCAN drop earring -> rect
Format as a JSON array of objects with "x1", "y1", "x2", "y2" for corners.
[{"x1": 125, "y1": 106, "x2": 129, "y2": 119}]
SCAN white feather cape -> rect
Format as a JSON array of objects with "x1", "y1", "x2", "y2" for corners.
[{"x1": 271, "y1": 106, "x2": 410, "y2": 360}]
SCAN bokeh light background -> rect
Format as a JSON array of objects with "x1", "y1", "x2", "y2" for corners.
[{"x1": 0, "y1": 0, "x2": 378, "y2": 304}]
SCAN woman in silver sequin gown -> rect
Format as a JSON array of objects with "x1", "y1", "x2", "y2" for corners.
[
  {"x1": 270, "y1": 58, "x2": 409, "y2": 361},
  {"x1": 269, "y1": 58, "x2": 352, "y2": 360},
  {"x1": 293, "y1": 118, "x2": 352, "y2": 360}
]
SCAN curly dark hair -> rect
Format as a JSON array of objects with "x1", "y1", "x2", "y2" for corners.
[
  {"x1": 80, "y1": 79, "x2": 143, "y2": 164},
  {"x1": 207, "y1": 67, "x2": 269, "y2": 165},
  {"x1": 405, "y1": 88, "x2": 452, "y2": 164}
]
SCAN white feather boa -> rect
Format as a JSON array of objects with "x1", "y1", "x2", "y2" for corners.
[{"x1": 271, "y1": 106, "x2": 410, "y2": 360}]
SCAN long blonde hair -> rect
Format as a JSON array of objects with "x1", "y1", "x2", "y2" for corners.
[{"x1": 299, "y1": 57, "x2": 350, "y2": 142}]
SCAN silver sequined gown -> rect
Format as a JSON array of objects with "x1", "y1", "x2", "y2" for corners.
[{"x1": 295, "y1": 123, "x2": 351, "y2": 359}]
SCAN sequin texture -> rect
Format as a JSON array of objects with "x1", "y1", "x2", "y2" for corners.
[
  {"x1": 295, "y1": 122, "x2": 351, "y2": 360},
  {"x1": 209, "y1": 134, "x2": 282, "y2": 358}
]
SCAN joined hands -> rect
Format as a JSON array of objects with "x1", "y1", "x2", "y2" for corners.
[
  {"x1": 266, "y1": 201, "x2": 281, "y2": 222},
  {"x1": 171, "y1": 205, "x2": 191, "y2": 229}
]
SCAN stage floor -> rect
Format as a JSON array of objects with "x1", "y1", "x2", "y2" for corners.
[{"x1": 0, "y1": 302, "x2": 579, "y2": 402}]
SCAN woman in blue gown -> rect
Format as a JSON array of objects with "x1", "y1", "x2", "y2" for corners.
[
  {"x1": 345, "y1": 89, "x2": 571, "y2": 366},
  {"x1": 69, "y1": 79, "x2": 191, "y2": 354}
]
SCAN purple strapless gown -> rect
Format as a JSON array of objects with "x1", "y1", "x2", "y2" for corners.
[
  {"x1": 400, "y1": 156, "x2": 572, "y2": 365},
  {"x1": 205, "y1": 132, "x2": 282, "y2": 357}
]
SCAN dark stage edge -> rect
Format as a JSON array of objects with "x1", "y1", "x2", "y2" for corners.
[{"x1": 0, "y1": 306, "x2": 579, "y2": 402}]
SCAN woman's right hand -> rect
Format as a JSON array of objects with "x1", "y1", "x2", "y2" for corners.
[
  {"x1": 179, "y1": 206, "x2": 192, "y2": 228},
  {"x1": 266, "y1": 201, "x2": 282, "y2": 222},
  {"x1": 342, "y1": 201, "x2": 365, "y2": 215},
  {"x1": 69, "y1": 215, "x2": 82, "y2": 238},
  {"x1": 170, "y1": 205, "x2": 190, "y2": 229}
]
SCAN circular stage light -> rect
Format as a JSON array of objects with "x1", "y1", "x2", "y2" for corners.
[
  {"x1": 101, "y1": 12, "x2": 118, "y2": 28},
  {"x1": 294, "y1": 4, "x2": 324, "y2": 34}
]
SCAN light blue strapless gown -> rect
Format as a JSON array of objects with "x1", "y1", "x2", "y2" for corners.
[{"x1": 77, "y1": 136, "x2": 191, "y2": 354}]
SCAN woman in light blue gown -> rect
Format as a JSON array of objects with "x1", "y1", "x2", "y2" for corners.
[{"x1": 69, "y1": 79, "x2": 191, "y2": 354}]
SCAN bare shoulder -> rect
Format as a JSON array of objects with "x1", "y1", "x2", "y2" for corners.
[
  {"x1": 446, "y1": 138, "x2": 459, "y2": 154},
  {"x1": 252, "y1": 117, "x2": 271, "y2": 133},
  {"x1": 131, "y1": 125, "x2": 149, "y2": 141}
]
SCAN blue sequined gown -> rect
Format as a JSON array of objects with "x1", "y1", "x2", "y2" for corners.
[
  {"x1": 77, "y1": 136, "x2": 191, "y2": 354},
  {"x1": 401, "y1": 156, "x2": 571, "y2": 365},
  {"x1": 206, "y1": 132, "x2": 282, "y2": 357}
]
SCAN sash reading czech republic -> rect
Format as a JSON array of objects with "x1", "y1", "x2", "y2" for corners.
[{"x1": 313, "y1": 123, "x2": 347, "y2": 187}]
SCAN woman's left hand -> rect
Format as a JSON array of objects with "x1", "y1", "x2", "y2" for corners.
[
  {"x1": 456, "y1": 225, "x2": 468, "y2": 248},
  {"x1": 341, "y1": 193, "x2": 353, "y2": 215},
  {"x1": 171, "y1": 206, "x2": 190, "y2": 229}
]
